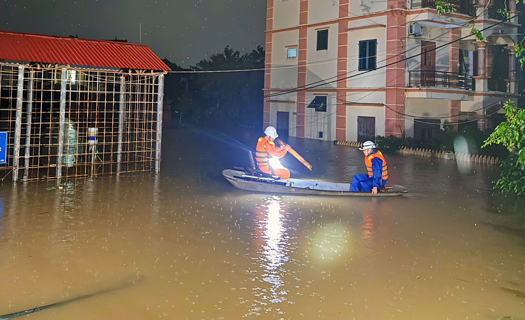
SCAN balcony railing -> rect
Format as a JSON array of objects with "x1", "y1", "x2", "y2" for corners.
[
  {"x1": 411, "y1": 0, "x2": 475, "y2": 17},
  {"x1": 488, "y1": 78, "x2": 509, "y2": 92},
  {"x1": 408, "y1": 71, "x2": 473, "y2": 90}
]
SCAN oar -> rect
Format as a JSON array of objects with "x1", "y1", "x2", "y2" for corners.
[
  {"x1": 0, "y1": 276, "x2": 143, "y2": 320},
  {"x1": 277, "y1": 139, "x2": 312, "y2": 171}
]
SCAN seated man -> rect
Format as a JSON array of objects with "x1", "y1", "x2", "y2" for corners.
[
  {"x1": 350, "y1": 141, "x2": 388, "y2": 195},
  {"x1": 255, "y1": 126, "x2": 291, "y2": 180}
]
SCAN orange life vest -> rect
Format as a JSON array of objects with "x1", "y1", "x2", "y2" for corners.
[
  {"x1": 255, "y1": 137, "x2": 271, "y2": 165},
  {"x1": 365, "y1": 150, "x2": 388, "y2": 181}
]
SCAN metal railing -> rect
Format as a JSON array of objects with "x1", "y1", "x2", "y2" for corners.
[
  {"x1": 0, "y1": 64, "x2": 165, "y2": 182},
  {"x1": 488, "y1": 78, "x2": 509, "y2": 92},
  {"x1": 410, "y1": 0, "x2": 475, "y2": 16},
  {"x1": 408, "y1": 70, "x2": 473, "y2": 90}
]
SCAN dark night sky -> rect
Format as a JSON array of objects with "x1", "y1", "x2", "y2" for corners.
[{"x1": 0, "y1": 0, "x2": 267, "y2": 66}]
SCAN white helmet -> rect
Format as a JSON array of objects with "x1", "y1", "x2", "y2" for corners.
[
  {"x1": 264, "y1": 126, "x2": 278, "y2": 139},
  {"x1": 359, "y1": 141, "x2": 376, "y2": 150}
]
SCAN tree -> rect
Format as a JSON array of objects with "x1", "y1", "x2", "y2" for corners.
[
  {"x1": 162, "y1": 59, "x2": 191, "y2": 124},
  {"x1": 187, "y1": 46, "x2": 265, "y2": 129},
  {"x1": 483, "y1": 101, "x2": 525, "y2": 196},
  {"x1": 435, "y1": 0, "x2": 525, "y2": 195}
]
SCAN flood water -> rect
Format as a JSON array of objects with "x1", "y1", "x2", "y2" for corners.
[{"x1": 0, "y1": 127, "x2": 524, "y2": 320}]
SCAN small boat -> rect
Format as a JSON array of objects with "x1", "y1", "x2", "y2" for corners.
[{"x1": 222, "y1": 169, "x2": 408, "y2": 197}]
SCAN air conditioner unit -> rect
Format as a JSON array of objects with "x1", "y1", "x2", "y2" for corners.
[{"x1": 409, "y1": 24, "x2": 424, "y2": 36}]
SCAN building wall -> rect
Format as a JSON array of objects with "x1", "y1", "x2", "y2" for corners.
[
  {"x1": 349, "y1": 0, "x2": 387, "y2": 15},
  {"x1": 265, "y1": 0, "x2": 520, "y2": 142},
  {"x1": 271, "y1": 30, "x2": 300, "y2": 89},
  {"x1": 303, "y1": 92, "x2": 336, "y2": 140},
  {"x1": 405, "y1": 25, "x2": 452, "y2": 82},
  {"x1": 405, "y1": 98, "x2": 449, "y2": 137},
  {"x1": 308, "y1": 0, "x2": 339, "y2": 24},
  {"x1": 270, "y1": 100, "x2": 297, "y2": 137},
  {"x1": 306, "y1": 23, "x2": 339, "y2": 87},
  {"x1": 346, "y1": 23, "x2": 387, "y2": 89},
  {"x1": 346, "y1": 105, "x2": 386, "y2": 142},
  {"x1": 274, "y1": 0, "x2": 300, "y2": 30}
]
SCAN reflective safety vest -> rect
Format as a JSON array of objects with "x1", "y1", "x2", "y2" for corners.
[
  {"x1": 255, "y1": 137, "x2": 271, "y2": 164},
  {"x1": 365, "y1": 150, "x2": 388, "y2": 181}
]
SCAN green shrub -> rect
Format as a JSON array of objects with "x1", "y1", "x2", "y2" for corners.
[
  {"x1": 375, "y1": 136, "x2": 405, "y2": 154},
  {"x1": 374, "y1": 122, "x2": 507, "y2": 158},
  {"x1": 483, "y1": 101, "x2": 525, "y2": 196}
]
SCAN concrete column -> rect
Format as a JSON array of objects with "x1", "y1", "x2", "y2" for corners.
[
  {"x1": 263, "y1": 0, "x2": 274, "y2": 129},
  {"x1": 475, "y1": 0, "x2": 488, "y2": 18},
  {"x1": 296, "y1": 0, "x2": 309, "y2": 138},
  {"x1": 476, "y1": 42, "x2": 486, "y2": 77},
  {"x1": 449, "y1": 101, "x2": 460, "y2": 131},
  {"x1": 385, "y1": 0, "x2": 407, "y2": 137},
  {"x1": 449, "y1": 29, "x2": 460, "y2": 74},
  {"x1": 477, "y1": 118, "x2": 486, "y2": 131},
  {"x1": 474, "y1": 42, "x2": 488, "y2": 92},
  {"x1": 336, "y1": 0, "x2": 349, "y2": 141},
  {"x1": 509, "y1": 0, "x2": 517, "y2": 12},
  {"x1": 508, "y1": 0, "x2": 519, "y2": 23},
  {"x1": 507, "y1": 46, "x2": 518, "y2": 94}
]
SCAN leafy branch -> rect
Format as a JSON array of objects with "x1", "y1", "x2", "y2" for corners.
[
  {"x1": 497, "y1": 8, "x2": 511, "y2": 20},
  {"x1": 471, "y1": 27, "x2": 486, "y2": 42},
  {"x1": 435, "y1": 1, "x2": 456, "y2": 14},
  {"x1": 483, "y1": 101, "x2": 525, "y2": 196},
  {"x1": 434, "y1": 1, "x2": 487, "y2": 42},
  {"x1": 515, "y1": 39, "x2": 525, "y2": 69}
]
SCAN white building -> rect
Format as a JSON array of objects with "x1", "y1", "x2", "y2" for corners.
[{"x1": 263, "y1": 0, "x2": 519, "y2": 142}]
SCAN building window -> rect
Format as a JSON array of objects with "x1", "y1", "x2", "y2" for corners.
[
  {"x1": 307, "y1": 96, "x2": 327, "y2": 112},
  {"x1": 358, "y1": 40, "x2": 377, "y2": 71},
  {"x1": 317, "y1": 29, "x2": 328, "y2": 51},
  {"x1": 287, "y1": 47, "x2": 297, "y2": 59}
]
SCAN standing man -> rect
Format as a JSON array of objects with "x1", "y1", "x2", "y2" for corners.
[
  {"x1": 255, "y1": 126, "x2": 291, "y2": 180},
  {"x1": 350, "y1": 141, "x2": 388, "y2": 194}
]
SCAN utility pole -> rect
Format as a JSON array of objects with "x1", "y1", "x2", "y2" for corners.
[{"x1": 139, "y1": 23, "x2": 142, "y2": 44}]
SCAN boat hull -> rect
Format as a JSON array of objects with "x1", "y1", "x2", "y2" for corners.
[{"x1": 222, "y1": 169, "x2": 408, "y2": 197}]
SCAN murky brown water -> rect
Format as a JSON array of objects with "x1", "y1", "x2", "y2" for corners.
[{"x1": 0, "y1": 128, "x2": 524, "y2": 319}]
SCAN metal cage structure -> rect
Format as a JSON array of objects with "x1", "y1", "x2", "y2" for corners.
[{"x1": 0, "y1": 63, "x2": 165, "y2": 182}]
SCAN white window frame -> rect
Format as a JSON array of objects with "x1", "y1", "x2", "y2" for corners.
[{"x1": 287, "y1": 47, "x2": 298, "y2": 59}]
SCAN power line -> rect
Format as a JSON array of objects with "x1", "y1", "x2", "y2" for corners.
[
  {"x1": 411, "y1": 94, "x2": 525, "y2": 125},
  {"x1": 270, "y1": 14, "x2": 517, "y2": 134},
  {"x1": 264, "y1": 1, "x2": 498, "y2": 98},
  {"x1": 265, "y1": 14, "x2": 516, "y2": 99},
  {"x1": 168, "y1": 6, "x2": 487, "y2": 76}
]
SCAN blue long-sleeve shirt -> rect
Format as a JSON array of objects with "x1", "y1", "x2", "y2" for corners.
[{"x1": 370, "y1": 150, "x2": 385, "y2": 189}]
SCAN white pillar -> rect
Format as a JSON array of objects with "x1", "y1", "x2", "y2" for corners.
[
  {"x1": 117, "y1": 75, "x2": 126, "y2": 174},
  {"x1": 23, "y1": 70, "x2": 34, "y2": 181},
  {"x1": 57, "y1": 69, "x2": 68, "y2": 182},
  {"x1": 155, "y1": 74, "x2": 164, "y2": 174},
  {"x1": 12, "y1": 66, "x2": 25, "y2": 182}
]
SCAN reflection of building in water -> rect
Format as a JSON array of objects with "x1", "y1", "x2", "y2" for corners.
[
  {"x1": 249, "y1": 197, "x2": 290, "y2": 315},
  {"x1": 361, "y1": 198, "x2": 380, "y2": 240},
  {"x1": 359, "y1": 198, "x2": 395, "y2": 249}
]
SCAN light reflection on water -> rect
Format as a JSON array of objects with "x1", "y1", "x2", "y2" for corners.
[
  {"x1": 0, "y1": 129, "x2": 524, "y2": 319},
  {"x1": 248, "y1": 197, "x2": 290, "y2": 317}
]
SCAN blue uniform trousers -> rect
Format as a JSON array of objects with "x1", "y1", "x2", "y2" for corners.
[{"x1": 350, "y1": 174, "x2": 386, "y2": 192}]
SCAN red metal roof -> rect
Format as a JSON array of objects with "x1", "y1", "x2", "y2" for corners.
[{"x1": 0, "y1": 31, "x2": 170, "y2": 71}]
